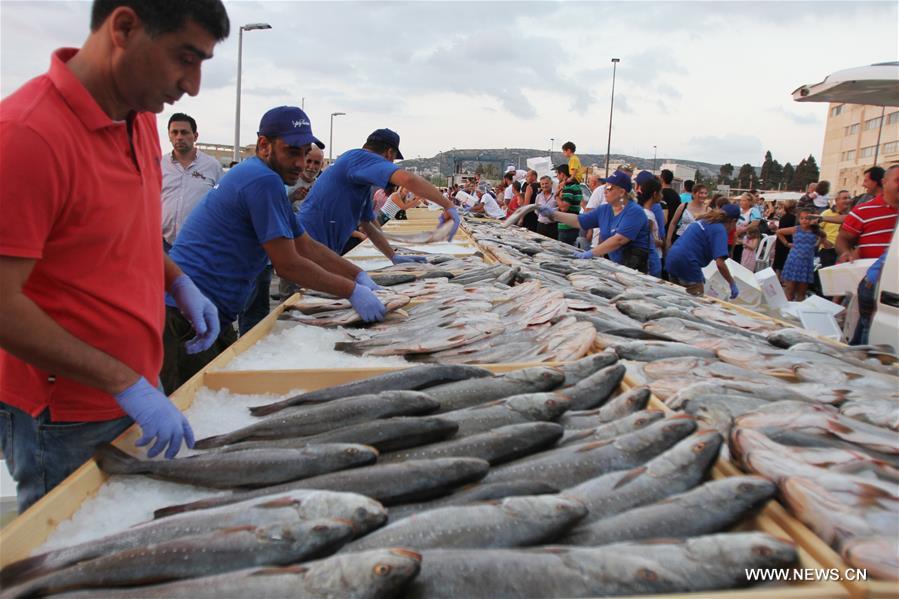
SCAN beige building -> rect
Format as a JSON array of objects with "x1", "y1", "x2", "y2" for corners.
[{"x1": 820, "y1": 103, "x2": 899, "y2": 195}]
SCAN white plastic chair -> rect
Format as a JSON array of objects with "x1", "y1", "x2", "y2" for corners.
[{"x1": 754, "y1": 234, "x2": 776, "y2": 271}]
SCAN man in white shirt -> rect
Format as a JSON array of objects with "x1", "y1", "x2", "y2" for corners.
[
  {"x1": 161, "y1": 113, "x2": 224, "y2": 250},
  {"x1": 285, "y1": 145, "x2": 324, "y2": 211},
  {"x1": 474, "y1": 184, "x2": 505, "y2": 219},
  {"x1": 584, "y1": 173, "x2": 606, "y2": 247}
]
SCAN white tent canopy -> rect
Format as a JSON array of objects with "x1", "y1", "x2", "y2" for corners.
[
  {"x1": 759, "y1": 191, "x2": 803, "y2": 202},
  {"x1": 792, "y1": 62, "x2": 899, "y2": 107}
]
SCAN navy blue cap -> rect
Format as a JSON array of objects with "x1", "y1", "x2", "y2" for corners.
[
  {"x1": 635, "y1": 170, "x2": 655, "y2": 186},
  {"x1": 605, "y1": 171, "x2": 633, "y2": 193},
  {"x1": 366, "y1": 128, "x2": 404, "y2": 160},
  {"x1": 257, "y1": 106, "x2": 325, "y2": 149},
  {"x1": 722, "y1": 203, "x2": 741, "y2": 220}
]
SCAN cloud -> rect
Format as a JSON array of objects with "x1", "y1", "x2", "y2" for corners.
[
  {"x1": 770, "y1": 106, "x2": 822, "y2": 126},
  {"x1": 683, "y1": 134, "x2": 765, "y2": 166}
]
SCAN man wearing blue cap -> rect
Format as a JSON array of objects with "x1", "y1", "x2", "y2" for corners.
[
  {"x1": 162, "y1": 106, "x2": 387, "y2": 392},
  {"x1": 539, "y1": 171, "x2": 652, "y2": 273},
  {"x1": 299, "y1": 128, "x2": 460, "y2": 262}
]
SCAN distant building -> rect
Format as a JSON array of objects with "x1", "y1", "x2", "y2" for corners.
[
  {"x1": 820, "y1": 103, "x2": 899, "y2": 195},
  {"x1": 195, "y1": 142, "x2": 256, "y2": 167}
]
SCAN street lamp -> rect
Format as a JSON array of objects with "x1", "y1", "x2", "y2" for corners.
[
  {"x1": 329, "y1": 112, "x2": 346, "y2": 162},
  {"x1": 652, "y1": 145, "x2": 658, "y2": 172},
  {"x1": 549, "y1": 137, "x2": 555, "y2": 163},
  {"x1": 604, "y1": 58, "x2": 620, "y2": 177},
  {"x1": 233, "y1": 22, "x2": 272, "y2": 164}
]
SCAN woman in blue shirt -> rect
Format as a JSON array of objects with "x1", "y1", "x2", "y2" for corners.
[
  {"x1": 539, "y1": 171, "x2": 651, "y2": 273},
  {"x1": 666, "y1": 204, "x2": 740, "y2": 299},
  {"x1": 666, "y1": 203, "x2": 742, "y2": 298}
]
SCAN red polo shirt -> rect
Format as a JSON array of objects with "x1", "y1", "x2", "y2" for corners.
[
  {"x1": 0, "y1": 49, "x2": 165, "y2": 421},
  {"x1": 841, "y1": 194, "x2": 898, "y2": 259}
]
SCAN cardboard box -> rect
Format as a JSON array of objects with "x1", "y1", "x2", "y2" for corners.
[{"x1": 756, "y1": 267, "x2": 788, "y2": 309}]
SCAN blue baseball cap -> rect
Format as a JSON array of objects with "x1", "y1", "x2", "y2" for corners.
[
  {"x1": 366, "y1": 128, "x2": 404, "y2": 160},
  {"x1": 605, "y1": 170, "x2": 633, "y2": 193},
  {"x1": 635, "y1": 170, "x2": 655, "y2": 186},
  {"x1": 257, "y1": 106, "x2": 325, "y2": 149},
  {"x1": 722, "y1": 203, "x2": 741, "y2": 220}
]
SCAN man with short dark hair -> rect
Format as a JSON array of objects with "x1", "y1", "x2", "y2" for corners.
[
  {"x1": 0, "y1": 0, "x2": 230, "y2": 511},
  {"x1": 853, "y1": 166, "x2": 885, "y2": 207},
  {"x1": 660, "y1": 169, "x2": 681, "y2": 229},
  {"x1": 164, "y1": 107, "x2": 388, "y2": 392},
  {"x1": 838, "y1": 164, "x2": 898, "y2": 262},
  {"x1": 162, "y1": 112, "x2": 224, "y2": 251},
  {"x1": 299, "y1": 128, "x2": 460, "y2": 262},
  {"x1": 501, "y1": 171, "x2": 515, "y2": 206},
  {"x1": 521, "y1": 169, "x2": 540, "y2": 231}
]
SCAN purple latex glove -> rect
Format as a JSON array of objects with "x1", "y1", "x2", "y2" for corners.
[
  {"x1": 537, "y1": 205, "x2": 556, "y2": 219},
  {"x1": 349, "y1": 284, "x2": 387, "y2": 322},
  {"x1": 392, "y1": 255, "x2": 428, "y2": 264},
  {"x1": 572, "y1": 249, "x2": 594, "y2": 260},
  {"x1": 729, "y1": 281, "x2": 740, "y2": 299},
  {"x1": 169, "y1": 275, "x2": 220, "y2": 354},
  {"x1": 438, "y1": 207, "x2": 461, "y2": 241},
  {"x1": 114, "y1": 377, "x2": 194, "y2": 459},
  {"x1": 355, "y1": 271, "x2": 383, "y2": 291}
]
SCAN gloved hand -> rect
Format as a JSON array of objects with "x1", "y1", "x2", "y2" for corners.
[
  {"x1": 391, "y1": 255, "x2": 428, "y2": 264},
  {"x1": 169, "y1": 275, "x2": 220, "y2": 354},
  {"x1": 438, "y1": 207, "x2": 461, "y2": 241},
  {"x1": 355, "y1": 271, "x2": 383, "y2": 291},
  {"x1": 349, "y1": 284, "x2": 387, "y2": 322},
  {"x1": 537, "y1": 205, "x2": 556, "y2": 219},
  {"x1": 572, "y1": 250, "x2": 594, "y2": 260},
  {"x1": 729, "y1": 281, "x2": 740, "y2": 299},
  {"x1": 115, "y1": 377, "x2": 194, "y2": 459}
]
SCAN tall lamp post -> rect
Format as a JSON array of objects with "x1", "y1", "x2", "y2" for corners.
[
  {"x1": 329, "y1": 112, "x2": 346, "y2": 163},
  {"x1": 652, "y1": 145, "x2": 658, "y2": 172},
  {"x1": 233, "y1": 22, "x2": 272, "y2": 164},
  {"x1": 549, "y1": 137, "x2": 555, "y2": 163},
  {"x1": 604, "y1": 57, "x2": 620, "y2": 177}
]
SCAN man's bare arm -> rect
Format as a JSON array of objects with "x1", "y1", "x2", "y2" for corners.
[
  {"x1": 0, "y1": 256, "x2": 141, "y2": 395},
  {"x1": 360, "y1": 221, "x2": 396, "y2": 261}
]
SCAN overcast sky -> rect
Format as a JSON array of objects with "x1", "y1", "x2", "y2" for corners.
[{"x1": 2, "y1": 1, "x2": 896, "y2": 166}]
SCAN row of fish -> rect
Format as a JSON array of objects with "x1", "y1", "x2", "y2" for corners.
[{"x1": 2, "y1": 357, "x2": 798, "y2": 597}]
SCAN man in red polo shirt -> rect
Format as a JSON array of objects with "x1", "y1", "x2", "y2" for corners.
[
  {"x1": 0, "y1": 1, "x2": 229, "y2": 512},
  {"x1": 838, "y1": 164, "x2": 899, "y2": 262}
]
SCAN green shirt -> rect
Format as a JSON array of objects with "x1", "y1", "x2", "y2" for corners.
[{"x1": 558, "y1": 181, "x2": 583, "y2": 230}]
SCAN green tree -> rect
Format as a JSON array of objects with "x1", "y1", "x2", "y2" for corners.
[
  {"x1": 719, "y1": 163, "x2": 735, "y2": 185},
  {"x1": 804, "y1": 155, "x2": 820, "y2": 185},
  {"x1": 792, "y1": 158, "x2": 808, "y2": 191},
  {"x1": 759, "y1": 151, "x2": 774, "y2": 189},
  {"x1": 769, "y1": 160, "x2": 783, "y2": 190},
  {"x1": 782, "y1": 162, "x2": 795, "y2": 190},
  {"x1": 736, "y1": 163, "x2": 757, "y2": 189}
]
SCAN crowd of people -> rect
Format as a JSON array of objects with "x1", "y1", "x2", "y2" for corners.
[{"x1": 453, "y1": 151, "x2": 897, "y2": 346}]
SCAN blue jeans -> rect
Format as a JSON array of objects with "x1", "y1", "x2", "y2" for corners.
[
  {"x1": 0, "y1": 403, "x2": 132, "y2": 513},
  {"x1": 238, "y1": 265, "x2": 272, "y2": 336},
  {"x1": 648, "y1": 250, "x2": 662, "y2": 278},
  {"x1": 850, "y1": 279, "x2": 876, "y2": 346}
]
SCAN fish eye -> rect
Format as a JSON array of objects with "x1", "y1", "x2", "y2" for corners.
[
  {"x1": 752, "y1": 545, "x2": 773, "y2": 557},
  {"x1": 692, "y1": 442, "x2": 706, "y2": 453},
  {"x1": 373, "y1": 563, "x2": 392, "y2": 576},
  {"x1": 346, "y1": 448, "x2": 358, "y2": 455},
  {"x1": 637, "y1": 568, "x2": 658, "y2": 581}
]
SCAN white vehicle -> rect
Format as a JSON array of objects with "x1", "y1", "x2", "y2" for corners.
[{"x1": 793, "y1": 62, "x2": 899, "y2": 350}]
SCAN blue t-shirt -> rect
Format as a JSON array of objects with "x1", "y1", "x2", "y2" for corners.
[
  {"x1": 299, "y1": 149, "x2": 399, "y2": 252},
  {"x1": 578, "y1": 200, "x2": 650, "y2": 264},
  {"x1": 168, "y1": 157, "x2": 304, "y2": 322},
  {"x1": 666, "y1": 220, "x2": 729, "y2": 283}
]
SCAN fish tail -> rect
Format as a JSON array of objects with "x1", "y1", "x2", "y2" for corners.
[
  {"x1": 153, "y1": 500, "x2": 204, "y2": 519},
  {"x1": 332, "y1": 342, "x2": 365, "y2": 355},
  {"x1": 0, "y1": 552, "x2": 50, "y2": 588},
  {"x1": 93, "y1": 444, "x2": 147, "y2": 475}
]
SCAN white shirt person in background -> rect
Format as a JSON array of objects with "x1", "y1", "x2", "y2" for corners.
[{"x1": 161, "y1": 113, "x2": 224, "y2": 251}]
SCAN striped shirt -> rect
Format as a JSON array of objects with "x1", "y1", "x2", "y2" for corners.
[
  {"x1": 841, "y1": 194, "x2": 898, "y2": 259},
  {"x1": 558, "y1": 181, "x2": 583, "y2": 230}
]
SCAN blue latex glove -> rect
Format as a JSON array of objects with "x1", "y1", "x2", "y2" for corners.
[
  {"x1": 392, "y1": 255, "x2": 428, "y2": 264},
  {"x1": 438, "y1": 207, "x2": 461, "y2": 241},
  {"x1": 572, "y1": 250, "x2": 594, "y2": 260},
  {"x1": 537, "y1": 205, "x2": 556, "y2": 219},
  {"x1": 355, "y1": 271, "x2": 383, "y2": 291},
  {"x1": 729, "y1": 281, "x2": 740, "y2": 299},
  {"x1": 349, "y1": 284, "x2": 387, "y2": 322},
  {"x1": 169, "y1": 275, "x2": 220, "y2": 354},
  {"x1": 115, "y1": 377, "x2": 194, "y2": 459}
]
